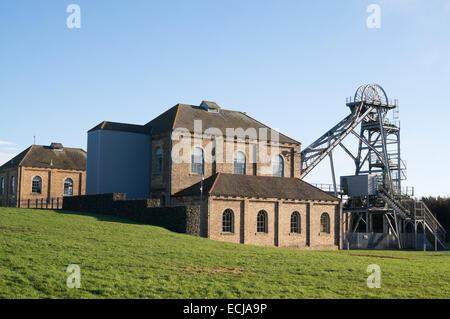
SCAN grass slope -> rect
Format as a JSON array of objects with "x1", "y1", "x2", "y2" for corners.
[{"x1": 0, "y1": 207, "x2": 449, "y2": 299}]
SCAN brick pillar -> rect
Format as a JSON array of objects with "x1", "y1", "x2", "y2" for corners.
[
  {"x1": 242, "y1": 198, "x2": 249, "y2": 244},
  {"x1": 306, "y1": 202, "x2": 311, "y2": 247},
  {"x1": 274, "y1": 201, "x2": 280, "y2": 247},
  {"x1": 79, "y1": 172, "x2": 82, "y2": 195},
  {"x1": 17, "y1": 166, "x2": 22, "y2": 208},
  {"x1": 240, "y1": 199, "x2": 247, "y2": 244},
  {"x1": 47, "y1": 170, "x2": 52, "y2": 202}
]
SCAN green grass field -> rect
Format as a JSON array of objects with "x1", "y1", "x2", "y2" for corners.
[{"x1": 0, "y1": 207, "x2": 449, "y2": 299}]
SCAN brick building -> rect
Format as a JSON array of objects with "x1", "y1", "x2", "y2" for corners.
[
  {"x1": 172, "y1": 173, "x2": 340, "y2": 250},
  {"x1": 0, "y1": 143, "x2": 86, "y2": 207},
  {"x1": 87, "y1": 101, "x2": 341, "y2": 249}
]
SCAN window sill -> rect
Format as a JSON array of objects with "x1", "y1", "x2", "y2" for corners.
[
  {"x1": 220, "y1": 232, "x2": 235, "y2": 236},
  {"x1": 319, "y1": 232, "x2": 331, "y2": 236},
  {"x1": 189, "y1": 173, "x2": 203, "y2": 177},
  {"x1": 289, "y1": 232, "x2": 302, "y2": 236},
  {"x1": 255, "y1": 232, "x2": 269, "y2": 236}
]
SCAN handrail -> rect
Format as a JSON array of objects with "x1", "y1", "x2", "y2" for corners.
[{"x1": 420, "y1": 201, "x2": 446, "y2": 235}]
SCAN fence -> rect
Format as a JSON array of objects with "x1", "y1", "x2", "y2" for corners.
[
  {"x1": 0, "y1": 197, "x2": 63, "y2": 210},
  {"x1": 345, "y1": 232, "x2": 432, "y2": 250}
]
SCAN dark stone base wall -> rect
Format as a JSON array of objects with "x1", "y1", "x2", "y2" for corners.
[{"x1": 62, "y1": 193, "x2": 200, "y2": 236}]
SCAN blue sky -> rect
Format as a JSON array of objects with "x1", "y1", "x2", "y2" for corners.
[{"x1": 1, "y1": 0, "x2": 449, "y2": 197}]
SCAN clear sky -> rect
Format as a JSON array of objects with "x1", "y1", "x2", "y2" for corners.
[{"x1": 1, "y1": 0, "x2": 449, "y2": 197}]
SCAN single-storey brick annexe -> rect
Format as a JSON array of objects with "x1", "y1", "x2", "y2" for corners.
[
  {"x1": 172, "y1": 173, "x2": 340, "y2": 250},
  {"x1": 0, "y1": 143, "x2": 86, "y2": 207}
]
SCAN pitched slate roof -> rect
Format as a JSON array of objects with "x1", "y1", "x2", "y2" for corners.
[
  {"x1": 145, "y1": 105, "x2": 179, "y2": 135},
  {"x1": 88, "y1": 121, "x2": 152, "y2": 135},
  {"x1": 0, "y1": 144, "x2": 86, "y2": 171},
  {"x1": 173, "y1": 173, "x2": 339, "y2": 202},
  {"x1": 0, "y1": 147, "x2": 32, "y2": 169},
  {"x1": 145, "y1": 103, "x2": 300, "y2": 144}
]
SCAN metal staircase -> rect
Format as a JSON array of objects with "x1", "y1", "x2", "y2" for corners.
[
  {"x1": 378, "y1": 185, "x2": 447, "y2": 249},
  {"x1": 377, "y1": 185, "x2": 409, "y2": 220},
  {"x1": 401, "y1": 198, "x2": 447, "y2": 248}
]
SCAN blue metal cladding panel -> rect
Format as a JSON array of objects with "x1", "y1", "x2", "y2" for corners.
[{"x1": 86, "y1": 130, "x2": 151, "y2": 199}]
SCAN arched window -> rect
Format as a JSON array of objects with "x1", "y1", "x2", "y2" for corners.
[
  {"x1": 191, "y1": 147, "x2": 204, "y2": 175},
  {"x1": 291, "y1": 212, "x2": 301, "y2": 234},
  {"x1": 234, "y1": 151, "x2": 246, "y2": 175},
  {"x1": 222, "y1": 209, "x2": 234, "y2": 233},
  {"x1": 10, "y1": 176, "x2": 15, "y2": 195},
  {"x1": 0, "y1": 177, "x2": 4, "y2": 195},
  {"x1": 154, "y1": 147, "x2": 163, "y2": 175},
  {"x1": 273, "y1": 155, "x2": 284, "y2": 177},
  {"x1": 257, "y1": 210, "x2": 268, "y2": 233},
  {"x1": 64, "y1": 178, "x2": 73, "y2": 196},
  {"x1": 32, "y1": 176, "x2": 42, "y2": 194},
  {"x1": 320, "y1": 213, "x2": 330, "y2": 234}
]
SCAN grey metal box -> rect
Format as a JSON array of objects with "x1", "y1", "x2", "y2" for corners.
[{"x1": 340, "y1": 174, "x2": 379, "y2": 196}]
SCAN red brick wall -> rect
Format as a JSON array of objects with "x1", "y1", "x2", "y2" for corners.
[
  {"x1": 175, "y1": 194, "x2": 340, "y2": 250},
  {"x1": 18, "y1": 167, "x2": 86, "y2": 203},
  {"x1": 0, "y1": 167, "x2": 19, "y2": 205}
]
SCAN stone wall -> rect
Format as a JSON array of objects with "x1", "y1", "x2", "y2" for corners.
[{"x1": 62, "y1": 193, "x2": 200, "y2": 235}]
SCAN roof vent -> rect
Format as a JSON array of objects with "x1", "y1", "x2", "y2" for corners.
[
  {"x1": 200, "y1": 101, "x2": 220, "y2": 112},
  {"x1": 50, "y1": 142, "x2": 63, "y2": 150}
]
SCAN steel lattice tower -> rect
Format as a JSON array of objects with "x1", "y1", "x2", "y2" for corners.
[{"x1": 300, "y1": 84, "x2": 446, "y2": 250}]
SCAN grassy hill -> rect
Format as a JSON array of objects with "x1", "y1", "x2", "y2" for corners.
[{"x1": 0, "y1": 207, "x2": 449, "y2": 299}]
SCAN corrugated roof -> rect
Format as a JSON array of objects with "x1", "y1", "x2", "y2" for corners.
[
  {"x1": 0, "y1": 144, "x2": 86, "y2": 171},
  {"x1": 173, "y1": 173, "x2": 339, "y2": 202}
]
